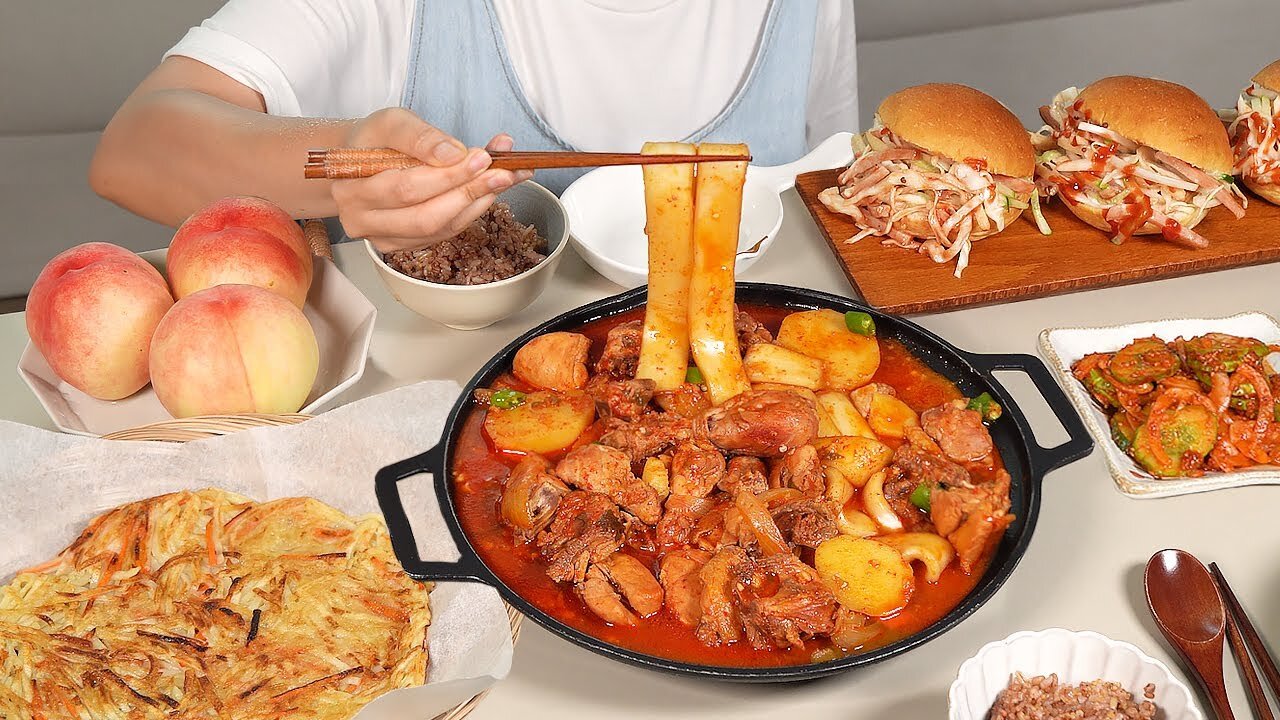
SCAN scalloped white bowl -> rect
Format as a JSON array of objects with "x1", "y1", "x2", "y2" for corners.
[{"x1": 949, "y1": 629, "x2": 1203, "y2": 720}]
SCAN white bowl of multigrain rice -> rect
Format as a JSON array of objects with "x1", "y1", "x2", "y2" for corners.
[{"x1": 949, "y1": 629, "x2": 1204, "y2": 720}]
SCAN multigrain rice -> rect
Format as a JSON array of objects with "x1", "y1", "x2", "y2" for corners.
[
  {"x1": 989, "y1": 672, "x2": 1158, "y2": 720},
  {"x1": 383, "y1": 202, "x2": 547, "y2": 285}
]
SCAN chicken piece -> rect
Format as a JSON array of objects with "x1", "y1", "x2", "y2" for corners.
[
  {"x1": 881, "y1": 468, "x2": 933, "y2": 533},
  {"x1": 735, "y1": 307, "x2": 774, "y2": 349},
  {"x1": 578, "y1": 564, "x2": 639, "y2": 626},
  {"x1": 555, "y1": 444, "x2": 661, "y2": 524},
  {"x1": 536, "y1": 491, "x2": 628, "y2": 583},
  {"x1": 737, "y1": 553, "x2": 839, "y2": 650},
  {"x1": 719, "y1": 456, "x2": 769, "y2": 495},
  {"x1": 772, "y1": 498, "x2": 838, "y2": 548},
  {"x1": 514, "y1": 332, "x2": 590, "y2": 391},
  {"x1": 696, "y1": 546, "x2": 749, "y2": 646},
  {"x1": 599, "y1": 552, "x2": 664, "y2": 617},
  {"x1": 655, "y1": 494, "x2": 715, "y2": 547},
  {"x1": 500, "y1": 454, "x2": 569, "y2": 538},
  {"x1": 891, "y1": 443, "x2": 971, "y2": 488},
  {"x1": 930, "y1": 470, "x2": 1013, "y2": 572},
  {"x1": 599, "y1": 412, "x2": 693, "y2": 463},
  {"x1": 768, "y1": 444, "x2": 825, "y2": 498},
  {"x1": 586, "y1": 375, "x2": 656, "y2": 421},
  {"x1": 669, "y1": 442, "x2": 727, "y2": 498},
  {"x1": 654, "y1": 382, "x2": 711, "y2": 418},
  {"x1": 595, "y1": 319, "x2": 643, "y2": 378},
  {"x1": 659, "y1": 548, "x2": 711, "y2": 627},
  {"x1": 695, "y1": 390, "x2": 819, "y2": 457},
  {"x1": 921, "y1": 400, "x2": 993, "y2": 462}
]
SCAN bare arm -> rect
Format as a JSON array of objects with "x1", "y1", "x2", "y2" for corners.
[{"x1": 90, "y1": 56, "x2": 528, "y2": 250}]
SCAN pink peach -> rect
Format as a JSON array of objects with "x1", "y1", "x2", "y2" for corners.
[
  {"x1": 26, "y1": 242, "x2": 174, "y2": 400},
  {"x1": 149, "y1": 284, "x2": 318, "y2": 418},
  {"x1": 168, "y1": 196, "x2": 313, "y2": 308}
]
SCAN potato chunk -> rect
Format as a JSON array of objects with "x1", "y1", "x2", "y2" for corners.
[
  {"x1": 743, "y1": 343, "x2": 823, "y2": 389},
  {"x1": 813, "y1": 436, "x2": 893, "y2": 488},
  {"x1": 814, "y1": 536, "x2": 913, "y2": 616},
  {"x1": 484, "y1": 391, "x2": 596, "y2": 454},
  {"x1": 776, "y1": 310, "x2": 880, "y2": 391},
  {"x1": 867, "y1": 392, "x2": 919, "y2": 439}
]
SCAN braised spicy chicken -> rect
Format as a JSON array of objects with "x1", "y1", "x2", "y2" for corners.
[
  {"x1": 1073, "y1": 333, "x2": 1280, "y2": 477},
  {"x1": 466, "y1": 308, "x2": 1014, "y2": 658}
]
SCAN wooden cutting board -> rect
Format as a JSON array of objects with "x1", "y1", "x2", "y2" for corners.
[{"x1": 795, "y1": 168, "x2": 1280, "y2": 314}]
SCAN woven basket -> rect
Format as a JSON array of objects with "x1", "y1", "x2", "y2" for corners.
[{"x1": 102, "y1": 412, "x2": 523, "y2": 720}]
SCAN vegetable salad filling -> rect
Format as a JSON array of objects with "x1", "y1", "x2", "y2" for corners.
[
  {"x1": 1225, "y1": 83, "x2": 1280, "y2": 186},
  {"x1": 1033, "y1": 87, "x2": 1246, "y2": 247},
  {"x1": 819, "y1": 126, "x2": 1035, "y2": 278}
]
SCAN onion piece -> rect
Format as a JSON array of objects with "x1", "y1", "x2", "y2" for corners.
[
  {"x1": 862, "y1": 470, "x2": 903, "y2": 532},
  {"x1": 734, "y1": 490, "x2": 790, "y2": 556}
]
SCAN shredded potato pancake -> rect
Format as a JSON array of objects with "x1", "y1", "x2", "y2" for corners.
[{"x1": 0, "y1": 489, "x2": 431, "y2": 719}]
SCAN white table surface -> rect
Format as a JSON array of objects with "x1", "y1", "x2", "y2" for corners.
[{"x1": 2, "y1": 190, "x2": 1277, "y2": 719}]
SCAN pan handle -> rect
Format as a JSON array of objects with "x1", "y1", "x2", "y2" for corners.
[
  {"x1": 963, "y1": 351, "x2": 1094, "y2": 476},
  {"x1": 375, "y1": 445, "x2": 490, "y2": 583}
]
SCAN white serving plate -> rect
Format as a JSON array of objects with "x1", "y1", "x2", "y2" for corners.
[
  {"x1": 18, "y1": 250, "x2": 376, "y2": 436},
  {"x1": 560, "y1": 132, "x2": 854, "y2": 288},
  {"x1": 1039, "y1": 312, "x2": 1280, "y2": 498},
  {"x1": 949, "y1": 628, "x2": 1203, "y2": 720}
]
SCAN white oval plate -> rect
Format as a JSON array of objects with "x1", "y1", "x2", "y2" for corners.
[
  {"x1": 17, "y1": 250, "x2": 376, "y2": 436},
  {"x1": 1038, "y1": 311, "x2": 1280, "y2": 498},
  {"x1": 950, "y1": 628, "x2": 1203, "y2": 720}
]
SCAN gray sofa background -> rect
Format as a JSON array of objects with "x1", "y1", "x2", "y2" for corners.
[{"x1": 2, "y1": 0, "x2": 1276, "y2": 305}]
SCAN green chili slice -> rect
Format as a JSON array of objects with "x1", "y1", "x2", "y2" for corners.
[
  {"x1": 489, "y1": 389, "x2": 527, "y2": 409},
  {"x1": 909, "y1": 483, "x2": 931, "y2": 511},
  {"x1": 686, "y1": 366, "x2": 705, "y2": 385},
  {"x1": 967, "y1": 392, "x2": 1003, "y2": 421},
  {"x1": 844, "y1": 311, "x2": 876, "y2": 336}
]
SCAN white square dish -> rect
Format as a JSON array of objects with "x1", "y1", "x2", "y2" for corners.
[
  {"x1": 1039, "y1": 312, "x2": 1280, "y2": 498},
  {"x1": 17, "y1": 250, "x2": 376, "y2": 436}
]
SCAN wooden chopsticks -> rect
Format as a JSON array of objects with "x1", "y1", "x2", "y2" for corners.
[
  {"x1": 1210, "y1": 562, "x2": 1280, "y2": 718},
  {"x1": 304, "y1": 148, "x2": 752, "y2": 179}
]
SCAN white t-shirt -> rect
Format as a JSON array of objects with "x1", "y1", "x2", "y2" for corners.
[{"x1": 165, "y1": 0, "x2": 857, "y2": 152}]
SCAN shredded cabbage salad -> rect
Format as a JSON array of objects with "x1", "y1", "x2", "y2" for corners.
[
  {"x1": 1033, "y1": 87, "x2": 1246, "y2": 248},
  {"x1": 818, "y1": 123, "x2": 1034, "y2": 278},
  {"x1": 1226, "y1": 83, "x2": 1280, "y2": 185}
]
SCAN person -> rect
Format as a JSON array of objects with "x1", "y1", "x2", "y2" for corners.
[{"x1": 90, "y1": 0, "x2": 857, "y2": 253}]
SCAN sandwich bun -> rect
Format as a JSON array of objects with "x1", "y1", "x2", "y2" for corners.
[
  {"x1": 1243, "y1": 176, "x2": 1280, "y2": 205},
  {"x1": 1076, "y1": 76, "x2": 1232, "y2": 174},
  {"x1": 1252, "y1": 59, "x2": 1280, "y2": 94},
  {"x1": 878, "y1": 83, "x2": 1035, "y2": 178}
]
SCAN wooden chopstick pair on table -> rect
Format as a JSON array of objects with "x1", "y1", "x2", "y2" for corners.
[
  {"x1": 304, "y1": 148, "x2": 752, "y2": 179},
  {"x1": 1210, "y1": 563, "x2": 1280, "y2": 719}
]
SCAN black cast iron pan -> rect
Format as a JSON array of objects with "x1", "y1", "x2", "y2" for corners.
[{"x1": 375, "y1": 283, "x2": 1093, "y2": 682}]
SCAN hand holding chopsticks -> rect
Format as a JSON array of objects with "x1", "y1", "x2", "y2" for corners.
[{"x1": 306, "y1": 148, "x2": 753, "y2": 179}]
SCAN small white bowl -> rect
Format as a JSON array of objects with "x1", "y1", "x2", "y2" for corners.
[
  {"x1": 365, "y1": 181, "x2": 569, "y2": 330},
  {"x1": 18, "y1": 252, "x2": 376, "y2": 437},
  {"x1": 949, "y1": 629, "x2": 1203, "y2": 720},
  {"x1": 1039, "y1": 311, "x2": 1280, "y2": 498},
  {"x1": 560, "y1": 133, "x2": 854, "y2": 288}
]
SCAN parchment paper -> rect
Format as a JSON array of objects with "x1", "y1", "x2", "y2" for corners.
[{"x1": 0, "y1": 380, "x2": 512, "y2": 719}]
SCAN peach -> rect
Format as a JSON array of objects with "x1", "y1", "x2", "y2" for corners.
[
  {"x1": 168, "y1": 196, "x2": 313, "y2": 308},
  {"x1": 149, "y1": 284, "x2": 319, "y2": 418},
  {"x1": 26, "y1": 242, "x2": 174, "y2": 400}
]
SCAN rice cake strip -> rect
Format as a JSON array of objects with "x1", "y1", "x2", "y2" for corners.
[
  {"x1": 636, "y1": 142, "x2": 696, "y2": 390},
  {"x1": 689, "y1": 143, "x2": 751, "y2": 404}
]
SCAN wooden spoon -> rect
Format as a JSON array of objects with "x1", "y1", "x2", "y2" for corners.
[{"x1": 1145, "y1": 549, "x2": 1235, "y2": 720}]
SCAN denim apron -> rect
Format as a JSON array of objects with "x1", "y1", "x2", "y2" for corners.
[{"x1": 401, "y1": 0, "x2": 818, "y2": 195}]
